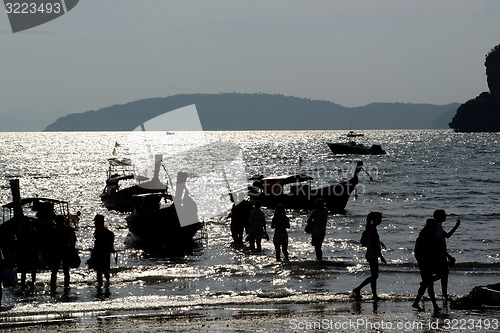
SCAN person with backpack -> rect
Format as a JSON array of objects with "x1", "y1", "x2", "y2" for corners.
[{"x1": 351, "y1": 211, "x2": 386, "y2": 301}]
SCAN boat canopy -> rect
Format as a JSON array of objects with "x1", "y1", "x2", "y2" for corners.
[
  {"x1": 2, "y1": 197, "x2": 69, "y2": 209},
  {"x1": 108, "y1": 157, "x2": 133, "y2": 167},
  {"x1": 260, "y1": 174, "x2": 313, "y2": 184}
]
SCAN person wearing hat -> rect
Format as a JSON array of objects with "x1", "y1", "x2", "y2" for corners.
[
  {"x1": 90, "y1": 214, "x2": 115, "y2": 289},
  {"x1": 50, "y1": 215, "x2": 77, "y2": 293}
]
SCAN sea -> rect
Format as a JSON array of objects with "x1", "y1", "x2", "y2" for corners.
[{"x1": 0, "y1": 130, "x2": 499, "y2": 328}]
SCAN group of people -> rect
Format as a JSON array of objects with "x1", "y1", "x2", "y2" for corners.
[
  {"x1": 232, "y1": 200, "x2": 461, "y2": 316},
  {"x1": 0, "y1": 213, "x2": 115, "y2": 306}
]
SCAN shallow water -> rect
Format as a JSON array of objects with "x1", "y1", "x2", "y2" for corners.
[{"x1": 0, "y1": 130, "x2": 499, "y2": 326}]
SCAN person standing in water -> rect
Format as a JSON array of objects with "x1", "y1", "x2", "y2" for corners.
[
  {"x1": 306, "y1": 199, "x2": 328, "y2": 261},
  {"x1": 271, "y1": 204, "x2": 290, "y2": 261},
  {"x1": 247, "y1": 201, "x2": 266, "y2": 252},
  {"x1": 352, "y1": 212, "x2": 387, "y2": 301},
  {"x1": 90, "y1": 214, "x2": 116, "y2": 289}
]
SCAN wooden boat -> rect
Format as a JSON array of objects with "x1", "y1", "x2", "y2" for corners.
[
  {"x1": 125, "y1": 172, "x2": 203, "y2": 251},
  {"x1": 451, "y1": 283, "x2": 500, "y2": 309},
  {"x1": 0, "y1": 179, "x2": 71, "y2": 269},
  {"x1": 327, "y1": 141, "x2": 386, "y2": 155},
  {"x1": 101, "y1": 155, "x2": 168, "y2": 212},
  {"x1": 242, "y1": 161, "x2": 365, "y2": 213}
]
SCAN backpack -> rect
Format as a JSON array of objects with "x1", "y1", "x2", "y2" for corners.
[{"x1": 360, "y1": 229, "x2": 370, "y2": 247}]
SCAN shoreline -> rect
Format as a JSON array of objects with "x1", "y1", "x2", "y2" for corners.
[{"x1": 1, "y1": 292, "x2": 499, "y2": 332}]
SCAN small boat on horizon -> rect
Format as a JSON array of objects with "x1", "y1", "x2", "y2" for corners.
[{"x1": 346, "y1": 131, "x2": 365, "y2": 138}]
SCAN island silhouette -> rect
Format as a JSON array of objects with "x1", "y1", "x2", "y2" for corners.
[
  {"x1": 44, "y1": 93, "x2": 458, "y2": 131},
  {"x1": 449, "y1": 44, "x2": 500, "y2": 132}
]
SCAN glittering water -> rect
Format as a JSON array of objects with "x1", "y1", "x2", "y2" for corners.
[{"x1": 0, "y1": 130, "x2": 499, "y2": 323}]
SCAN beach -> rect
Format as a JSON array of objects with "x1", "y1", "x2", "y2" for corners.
[{"x1": 2, "y1": 291, "x2": 500, "y2": 332}]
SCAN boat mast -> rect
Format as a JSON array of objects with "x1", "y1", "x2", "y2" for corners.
[{"x1": 10, "y1": 179, "x2": 24, "y2": 221}]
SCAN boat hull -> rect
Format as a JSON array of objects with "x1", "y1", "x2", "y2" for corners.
[
  {"x1": 125, "y1": 204, "x2": 202, "y2": 249},
  {"x1": 248, "y1": 177, "x2": 358, "y2": 213},
  {"x1": 101, "y1": 185, "x2": 166, "y2": 212},
  {"x1": 327, "y1": 143, "x2": 386, "y2": 155}
]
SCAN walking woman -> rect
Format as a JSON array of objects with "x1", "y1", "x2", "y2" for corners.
[
  {"x1": 271, "y1": 204, "x2": 290, "y2": 261},
  {"x1": 352, "y1": 211, "x2": 386, "y2": 301}
]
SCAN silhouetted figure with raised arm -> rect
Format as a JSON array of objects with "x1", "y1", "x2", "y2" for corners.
[
  {"x1": 247, "y1": 201, "x2": 266, "y2": 252},
  {"x1": 271, "y1": 204, "x2": 290, "y2": 261},
  {"x1": 412, "y1": 218, "x2": 445, "y2": 316},
  {"x1": 433, "y1": 209, "x2": 460, "y2": 300},
  {"x1": 352, "y1": 212, "x2": 386, "y2": 301},
  {"x1": 50, "y1": 215, "x2": 76, "y2": 294},
  {"x1": 306, "y1": 199, "x2": 328, "y2": 261}
]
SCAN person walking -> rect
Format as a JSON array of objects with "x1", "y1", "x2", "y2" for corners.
[
  {"x1": 50, "y1": 215, "x2": 77, "y2": 293},
  {"x1": 352, "y1": 212, "x2": 386, "y2": 301},
  {"x1": 306, "y1": 199, "x2": 328, "y2": 261},
  {"x1": 17, "y1": 219, "x2": 40, "y2": 292},
  {"x1": 90, "y1": 214, "x2": 115, "y2": 289},
  {"x1": 433, "y1": 209, "x2": 460, "y2": 300},
  {"x1": 247, "y1": 201, "x2": 267, "y2": 252},
  {"x1": 271, "y1": 204, "x2": 290, "y2": 261},
  {"x1": 412, "y1": 218, "x2": 446, "y2": 316}
]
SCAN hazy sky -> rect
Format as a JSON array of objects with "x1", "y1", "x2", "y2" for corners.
[{"x1": 1, "y1": 0, "x2": 499, "y2": 131}]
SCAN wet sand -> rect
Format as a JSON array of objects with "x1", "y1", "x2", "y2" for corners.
[{"x1": 2, "y1": 293, "x2": 499, "y2": 333}]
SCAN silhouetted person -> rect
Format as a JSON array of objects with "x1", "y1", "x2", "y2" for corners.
[
  {"x1": 412, "y1": 218, "x2": 445, "y2": 316},
  {"x1": 91, "y1": 214, "x2": 115, "y2": 289},
  {"x1": 433, "y1": 209, "x2": 460, "y2": 300},
  {"x1": 50, "y1": 215, "x2": 76, "y2": 293},
  {"x1": 306, "y1": 199, "x2": 328, "y2": 261},
  {"x1": 0, "y1": 240, "x2": 5, "y2": 307},
  {"x1": 230, "y1": 196, "x2": 253, "y2": 248},
  {"x1": 271, "y1": 204, "x2": 290, "y2": 261},
  {"x1": 247, "y1": 201, "x2": 266, "y2": 252},
  {"x1": 352, "y1": 212, "x2": 386, "y2": 301},
  {"x1": 17, "y1": 219, "x2": 40, "y2": 292}
]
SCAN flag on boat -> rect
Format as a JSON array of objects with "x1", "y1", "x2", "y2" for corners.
[{"x1": 112, "y1": 141, "x2": 121, "y2": 156}]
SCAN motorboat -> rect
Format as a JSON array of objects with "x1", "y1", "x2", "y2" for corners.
[{"x1": 327, "y1": 141, "x2": 386, "y2": 155}]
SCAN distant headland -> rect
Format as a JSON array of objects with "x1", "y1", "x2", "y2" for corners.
[
  {"x1": 44, "y1": 93, "x2": 458, "y2": 131},
  {"x1": 449, "y1": 44, "x2": 500, "y2": 132}
]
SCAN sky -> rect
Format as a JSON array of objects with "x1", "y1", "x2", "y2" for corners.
[{"x1": 1, "y1": 0, "x2": 499, "y2": 131}]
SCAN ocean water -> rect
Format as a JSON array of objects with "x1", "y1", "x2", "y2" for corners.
[{"x1": 0, "y1": 130, "x2": 499, "y2": 326}]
